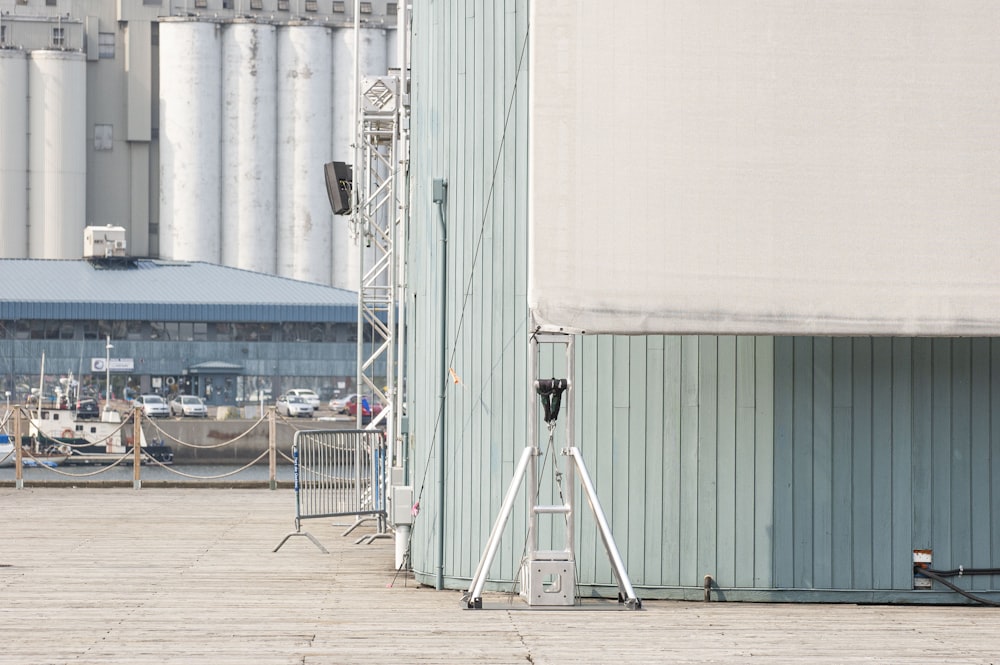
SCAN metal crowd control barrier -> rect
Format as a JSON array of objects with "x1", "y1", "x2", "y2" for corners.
[{"x1": 273, "y1": 429, "x2": 387, "y2": 553}]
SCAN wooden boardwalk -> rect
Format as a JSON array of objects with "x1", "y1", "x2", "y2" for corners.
[{"x1": 2, "y1": 488, "x2": 999, "y2": 664}]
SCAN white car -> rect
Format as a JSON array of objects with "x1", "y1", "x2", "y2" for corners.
[
  {"x1": 329, "y1": 393, "x2": 358, "y2": 414},
  {"x1": 169, "y1": 394, "x2": 208, "y2": 418},
  {"x1": 285, "y1": 388, "x2": 321, "y2": 409},
  {"x1": 276, "y1": 394, "x2": 314, "y2": 418},
  {"x1": 134, "y1": 394, "x2": 170, "y2": 418}
]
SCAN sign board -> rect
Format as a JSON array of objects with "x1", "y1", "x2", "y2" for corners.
[{"x1": 91, "y1": 358, "x2": 135, "y2": 372}]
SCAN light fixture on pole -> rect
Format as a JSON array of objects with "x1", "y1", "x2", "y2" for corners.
[{"x1": 104, "y1": 335, "x2": 113, "y2": 412}]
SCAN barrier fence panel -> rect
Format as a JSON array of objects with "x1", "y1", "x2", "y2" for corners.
[{"x1": 274, "y1": 429, "x2": 386, "y2": 553}]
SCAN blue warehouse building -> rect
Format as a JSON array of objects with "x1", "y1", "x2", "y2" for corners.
[{"x1": 0, "y1": 258, "x2": 366, "y2": 407}]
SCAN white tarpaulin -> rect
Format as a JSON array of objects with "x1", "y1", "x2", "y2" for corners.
[{"x1": 528, "y1": 1, "x2": 1000, "y2": 336}]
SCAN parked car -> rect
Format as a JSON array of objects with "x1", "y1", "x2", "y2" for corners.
[
  {"x1": 329, "y1": 393, "x2": 358, "y2": 414},
  {"x1": 169, "y1": 394, "x2": 208, "y2": 418},
  {"x1": 345, "y1": 395, "x2": 382, "y2": 419},
  {"x1": 74, "y1": 398, "x2": 100, "y2": 419},
  {"x1": 276, "y1": 394, "x2": 314, "y2": 418},
  {"x1": 285, "y1": 388, "x2": 321, "y2": 409},
  {"x1": 134, "y1": 394, "x2": 170, "y2": 418}
]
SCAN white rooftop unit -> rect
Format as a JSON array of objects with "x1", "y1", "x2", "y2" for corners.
[{"x1": 83, "y1": 225, "x2": 127, "y2": 258}]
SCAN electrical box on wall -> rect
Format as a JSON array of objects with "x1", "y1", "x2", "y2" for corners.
[{"x1": 913, "y1": 549, "x2": 933, "y2": 589}]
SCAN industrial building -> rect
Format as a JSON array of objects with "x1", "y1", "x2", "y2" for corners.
[
  {"x1": 0, "y1": 0, "x2": 399, "y2": 290},
  {"x1": 403, "y1": 1, "x2": 1000, "y2": 606},
  {"x1": 0, "y1": 253, "x2": 362, "y2": 406}
]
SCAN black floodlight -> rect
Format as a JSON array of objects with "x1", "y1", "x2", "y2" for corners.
[{"x1": 324, "y1": 161, "x2": 353, "y2": 215}]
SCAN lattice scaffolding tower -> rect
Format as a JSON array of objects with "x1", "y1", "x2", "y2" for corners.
[{"x1": 352, "y1": 72, "x2": 407, "y2": 466}]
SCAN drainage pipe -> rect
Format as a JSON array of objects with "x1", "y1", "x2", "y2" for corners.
[{"x1": 434, "y1": 179, "x2": 448, "y2": 590}]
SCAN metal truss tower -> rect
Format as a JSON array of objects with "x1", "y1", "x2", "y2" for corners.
[{"x1": 352, "y1": 71, "x2": 408, "y2": 466}]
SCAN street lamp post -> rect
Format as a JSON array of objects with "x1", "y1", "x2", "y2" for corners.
[{"x1": 104, "y1": 335, "x2": 113, "y2": 413}]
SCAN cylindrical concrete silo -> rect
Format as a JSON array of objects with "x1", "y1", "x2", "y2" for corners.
[
  {"x1": 27, "y1": 50, "x2": 86, "y2": 259},
  {"x1": 221, "y1": 20, "x2": 277, "y2": 274},
  {"x1": 329, "y1": 28, "x2": 388, "y2": 290},
  {"x1": 0, "y1": 48, "x2": 28, "y2": 258},
  {"x1": 159, "y1": 19, "x2": 222, "y2": 263},
  {"x1": 276, "y1": 23, "x2": 333, "y2": 284}
]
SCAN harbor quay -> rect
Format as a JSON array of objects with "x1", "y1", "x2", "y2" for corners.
[{"x1": 3, "y1": 488, "x2": 1000, "y2": 664}]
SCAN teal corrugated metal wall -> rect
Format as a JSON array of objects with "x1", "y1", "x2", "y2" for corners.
[
  {"x1": 407, "y1": 1, "x2": 1000, "y2": 602},
  {"x1": 773, "y1": 337, "x2": 1000, "y2": 597}
]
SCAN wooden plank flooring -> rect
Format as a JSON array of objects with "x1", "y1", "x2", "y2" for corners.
[{"x1": 2, "y1": 488, "x2": 999, "y2": 664}]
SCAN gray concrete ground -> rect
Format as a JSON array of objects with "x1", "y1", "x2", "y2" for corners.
[{"x1": 2, "y1": 488, "x2": 999, "y2": 664}]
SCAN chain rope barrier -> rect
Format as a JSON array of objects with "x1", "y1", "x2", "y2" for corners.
[{"x1": 0, "y1": 402, "x2": 346, "y2": 487}]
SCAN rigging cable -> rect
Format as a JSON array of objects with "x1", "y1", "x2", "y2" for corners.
[{"x1": 412, "y1": 20, "x2": 532, "y2": 513}]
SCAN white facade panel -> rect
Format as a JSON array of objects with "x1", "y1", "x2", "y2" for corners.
[
  {"x1": 159, "y1": 20, "x2": 222, "y2": 264},
  {"x1": 529, "y1": 1, "x2": 1000, "y2": 336},
  {"x1": 221, "y1": 21, "x2": 277, "y2": 275},
  {"x1": 28, "y1": 50, "x2": 87, "y2": 259},
  {"x1": 0, "y1": 48, "x2": 28, "y2": 258},
  {"x1": 277, "y1": 24, "x2": 333, "y2": 284}
]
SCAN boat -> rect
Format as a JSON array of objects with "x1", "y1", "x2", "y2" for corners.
[
  {"x1": 26, "y1": 407, "x2": 174, "y2": 466},
  {"x1": 0, "y1": 432, "x2": 70, "y2": 468}
]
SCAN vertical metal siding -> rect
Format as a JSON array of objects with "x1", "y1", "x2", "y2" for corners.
[{"x1": 773, "y1": 337, "x2": 1000, "y2": 594}]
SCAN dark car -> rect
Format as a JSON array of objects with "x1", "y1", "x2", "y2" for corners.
[{"x1": 75, "y1": 398, "x2": 100, "y2": 419}]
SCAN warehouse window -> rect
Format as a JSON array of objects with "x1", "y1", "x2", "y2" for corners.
[
  {"x1": 360, "y1": 2, "x2": 372, "y2": 13},
  {"x1": 250, "y1": 0, "x2": 263, "y2": 9},
  {"x1": 99, "y1": 33, "x2": 115, "y2": 59},
  {"x1": 51, "y1": 27, "x2": 65, "y2": 48},
  {"x1": 304, "y1": 0, "x2": 318, "y2": 11},
  {"x1": 46, "y1": 0, "x2": 57, "y2": 5},
  {"x1": 332, "y1": 1, "x2": 345, "y2": 11},
  {"x1": 0, "y1": 25, "x2": 6, "y2": 45},
  {"x1": 277, "y1": 0, "x2": 289, "y2": 10},
  {"x1": 387, "y1": 3, "x2": 397, "y2": 15},
  {"x1": 194, "y1": 0, "x2": 207, "y2": 8}
]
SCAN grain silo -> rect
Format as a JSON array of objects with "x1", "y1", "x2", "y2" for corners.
[
  {"x1": 221, "y1": 20, "x2": 278, "y2": 275},
  {"x1": 330, "y1": 27, "x2": 388, "y2": 291},
  {"x1": 0, "y1": 47, "x2": 28, "y2": 258},
  {"x1": 276, "y1": 23, "x2": 333, "y2": 284},
  {"x1": 158, "y1": 19, "x2": 222, "y2": 264},
  {"x1": 28, "y1": 49, "x2": 86, "y2": 259}
]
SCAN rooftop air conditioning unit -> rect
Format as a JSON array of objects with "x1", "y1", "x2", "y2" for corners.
[{"x1": 83, "y1": 225, "x2": 127, "y2": 258}]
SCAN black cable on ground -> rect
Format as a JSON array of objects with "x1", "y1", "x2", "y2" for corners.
[{"x1": 916, "y1": 565, "x2": 1000, "y2": 607}]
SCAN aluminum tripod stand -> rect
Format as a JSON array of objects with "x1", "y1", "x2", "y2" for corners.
[{"x1": 463, "y1": 332, "x2": 641, "y2": 609}]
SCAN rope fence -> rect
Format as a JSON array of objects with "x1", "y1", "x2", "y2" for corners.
[{"x1": 0, "y1": 403, "x2": 360, "y2": 489}]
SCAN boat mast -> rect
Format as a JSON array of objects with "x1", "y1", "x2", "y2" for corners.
[{"x1": 37, "y1": 351, "x2": 45, "y2": 421}]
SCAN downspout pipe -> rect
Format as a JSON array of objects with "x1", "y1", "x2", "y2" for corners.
[{"x1": 433, "y1": 178, "x2": 448, "y2": 590}]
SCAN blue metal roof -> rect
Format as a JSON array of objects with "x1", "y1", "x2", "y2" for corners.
[{"x1": 0, "y1": 259, "x2": 357, "y2": 323}]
